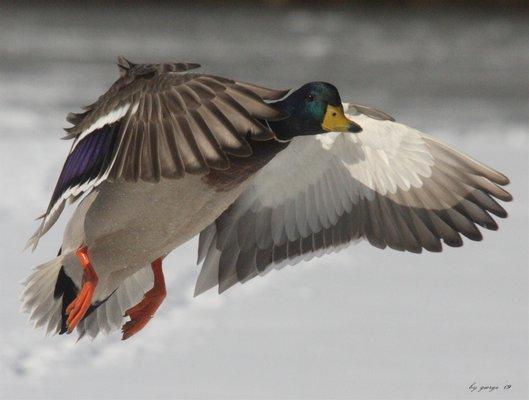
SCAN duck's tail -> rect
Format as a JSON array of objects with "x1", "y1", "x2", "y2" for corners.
[
  {"x1": 21, "y1": 254, "x2": 65, "y2": 335},
  {"x1": 21, "y1": 252, "x2": 155, "y2": 339}
]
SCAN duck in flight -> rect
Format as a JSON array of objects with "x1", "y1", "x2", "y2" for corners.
[{"x1": 22, "y1": 57, "x2": 512, "y2": 340}]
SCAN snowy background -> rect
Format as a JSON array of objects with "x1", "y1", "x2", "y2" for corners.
[{"x1": 0, "y1": 3, "x2": 528, "y2": 399}]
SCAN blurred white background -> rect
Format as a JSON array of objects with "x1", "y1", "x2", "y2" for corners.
[{"x1": 0, "y1": 3, "x2": 527, "y2": 399}]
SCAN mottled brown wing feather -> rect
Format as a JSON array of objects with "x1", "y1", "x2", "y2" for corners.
[
  {"x1": 27, "y1": 58, "x2": 289, "y2": 250},
  {"x1": 65, "y1": 59, "x2": 288, "y2": 182}
]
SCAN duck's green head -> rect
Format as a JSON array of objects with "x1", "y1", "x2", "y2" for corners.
[{"x1": 270, "y1": 82, "x2": 361, "y2": 140}]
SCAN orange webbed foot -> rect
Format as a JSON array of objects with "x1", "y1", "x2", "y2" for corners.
[
  {"x1": 66, "y1": 246, "x2": 98, "y2": 333},
  {"x1": 121, "y1": 258, "x2": 166, "y2": 340}
]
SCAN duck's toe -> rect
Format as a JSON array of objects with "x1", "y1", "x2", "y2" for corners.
[
  {"x1": 121, "y1": 289, "x2": 165, "y2": 340},
  {"x1": 121, "y1": 258, "x2": 166, "y2": 340}
]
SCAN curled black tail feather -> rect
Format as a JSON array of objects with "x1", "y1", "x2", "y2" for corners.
[{"x1": 53, "y1": 266, "x2": 78, "y2": 334}]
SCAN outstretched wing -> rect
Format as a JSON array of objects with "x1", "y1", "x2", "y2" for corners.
[
  {"x1": 27, "y1": 57, "x2": 288, "y2": 249},
  {"x1": 195, "y1": 103, "x2": 512, "y2": 295}
]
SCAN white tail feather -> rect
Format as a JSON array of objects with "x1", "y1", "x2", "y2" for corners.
[
  {"x1": 22, "y1": 255, "x2": 155, "y2": 339},
  {"x1": 21, "y1": 255, "x2": 64, "y2": 335}
]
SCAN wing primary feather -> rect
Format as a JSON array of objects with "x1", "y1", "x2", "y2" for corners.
[
  {"x1": 110, "y1": 113, "x2": 134, "y2": 179},
  {"x1": 376, "y1": 196, "x2": 405, "y2": 251},
  {"x1": 385, "y1": 197, "x2": 425, "y2": 253},
  {"x1": 197, "y1": 224, "x2": 216, "y2": 264},
  {"x1": 188, "y1": 109, "x2": 229, "y2": 170},
  {"x1": 227, "y1": 85, "x2": 285, "y2": 120},
  {"x1": 165, "y1": 88, "x2": 187, "y2": 113},
  {"x1": 424, "y1": 136, "x2": 510, "y2": 185},
  {"x1": 236, "y1": 247, "x2": 258, "y2": 283},
  {"x1": 173, "y1": 115, "x2": 208, "y2": 174},
  {"x1": 218, "y1": 245, "x2": 240, "y2": 294},
  {"x1": 466, "y1": 190, "x2": 507, "y2": 218},
  {"x1": 149, "y1": 120, "x2": 161, "y2": 182},
  {"x1": 287, "y1": 237, "x2": 302, "y2": 260},
  {"x1": 406, "y1": 189, "x2": 464, "y2": 248},
  {"x1": 256, "y1": 247, "x2": 273, "y2": 272},
  {"x1": 256, "y1": 207, "x2": 273, "y2": 249},
  {"x1": 202, "y1": 100, "x2": 252, "y2": 157},
  {"x1": 215, "y1": 93, "x2": 274, "y2": 140},
  {"x1": 132, "y1": 120, "x2": 145, "y2": 181},
  {"x1": 196, "y1": 76, "x2": 228, "y2": 93},
  {"x1": 179, "y1": 85, "x2": 202, "y2": 109},
  {"x1": 234, "y1": 81, "x2": 289, "y2": 101},
  {"x1": 139, "y1": 119, "x2": 155, "y2": 181},
  {"x1": 272, "y1": 243, "x2": 287, "y2": 264},
  {"x1": 187, "y1": 80, "x2": 217, "y2": 99},
  {"x1": 160, "y1": 112, "x2": 184, "y2": 178}
]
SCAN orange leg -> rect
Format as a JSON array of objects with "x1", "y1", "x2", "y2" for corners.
[
  {"x1": 122, "y1": 258, "x2": 166, "y2": 340},
  {"x1": 66, "y1": 246, "x2": 99, "y2": 333}
]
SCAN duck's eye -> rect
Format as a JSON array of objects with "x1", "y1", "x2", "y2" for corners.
[{"x1": 307, "y1": 94, "x2": 314, "y2": 102}]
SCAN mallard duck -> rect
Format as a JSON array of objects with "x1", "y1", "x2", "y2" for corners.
[{"x1": 22, "y1": 57, "x2": 512, "y2": 340}]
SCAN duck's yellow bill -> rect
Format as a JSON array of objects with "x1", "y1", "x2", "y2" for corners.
[{"x1": 321, "y1": 105, "x2": 361, "y2": 133}]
